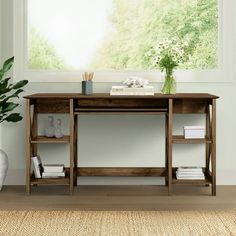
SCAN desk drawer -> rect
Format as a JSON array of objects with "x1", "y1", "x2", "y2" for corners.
[{"x1": 77, "y1": 98, "x2": 168, "y2": 109}]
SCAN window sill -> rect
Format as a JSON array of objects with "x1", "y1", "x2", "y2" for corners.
[{"x1": 15, "y1": 69, "x2": 234, "y2": 83}]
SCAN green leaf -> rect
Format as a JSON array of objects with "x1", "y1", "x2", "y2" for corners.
[
  {"x1": 1, "y1": 102, "x2": 19, "y2": 113},
  {"x1": 12, "y1": 80, "x2": 28, "y2": 89},
  {"x1": 0, "y1": 77, "x2": 12, "y2": 94},
  {"x1": 1, "y1": 89, "x2": 24, "y2": 103},
  {"x1": 1, "y1": 57, "x2": 14, "y2": 78},
  {"x1": 3, "y1": 113, "x2": 22, "y2": 123}
]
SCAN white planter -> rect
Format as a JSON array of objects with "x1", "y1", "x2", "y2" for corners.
[{"x1": 0, "y1": 149, "x2": 8, "y2": 191}]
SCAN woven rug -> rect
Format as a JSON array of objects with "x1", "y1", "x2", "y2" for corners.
[{"x1": 0, "y1": 211, "x2": 235, "y2": 236}]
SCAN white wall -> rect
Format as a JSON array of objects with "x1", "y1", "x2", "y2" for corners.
[{"x1": 1, "y1": 0, "x2": 236, "y2": 186}]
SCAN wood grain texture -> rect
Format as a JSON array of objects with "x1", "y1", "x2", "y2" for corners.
[
  {"x1": 211, "y1": 99, "x2": 217, "y2": 196},
  {"x1": 172, "y1": 135, "x2": 211, "y2": 144},
  {"x1": 24, "y1": 93, "x2": 219, "y2": 99},
  {"x1": 76, "y1": 168, "x2": 166, "y2": 177},
  {"x1": 206, "y1": 105, "x2": 211, "y2": 176},
  {"x1": 0, "y1": 186, "x2": 234, "y2": 211},
  {"x1": 31, "y1": 136, "x2": 70, "y2": 144},
  {"x1": 25, "y1": 100, "x2": 31, "y2": 195},
  {"x1": 168, "y1": 99, "x2": 173, "y2": 195},
  {"x1": 35, "y1": 98, "x2": 70, "y2": 113},
  {"x1": 69, "y1": 99, "x2": 75, "y2": 194},
  {"x1": 24, "y1": 93, "x2": 219, "y2": 196}
]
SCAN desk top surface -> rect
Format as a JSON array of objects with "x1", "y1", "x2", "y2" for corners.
[{"x1": 24, "y1": 93, "x2": 219, "y2": 99}]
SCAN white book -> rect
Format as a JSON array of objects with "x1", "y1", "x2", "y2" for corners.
[
  {"x1": 32, "y1": 156, "x2": 43, "y2": 178},
  {"x1": 42, "y1": 172, "x2": 65, "y2": 177},
  {"x1": 176, "y1": 171, "x2": 204, "y2": 176},
  {"x1": 110, "y1": 91, "x2": 154, "y2": 96},
  {"x1": 111, "y1": 86, "x2": 154, "y2": 92},
  {"x1": 43, "y1": 164, "x2": 64, "y2": 173},
  {"x1": 176, "y1": 176, "x2": 205, "y2": 180},
  {"x1": 177, "y1": 167, "x2": 203, "y2": 173}
]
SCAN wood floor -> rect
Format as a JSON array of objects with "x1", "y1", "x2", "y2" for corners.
[{"x1": 0, "y1": 185, "x2": 236, "y2": 211}]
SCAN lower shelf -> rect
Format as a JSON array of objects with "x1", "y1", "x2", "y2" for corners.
[
  {"x1": 172, "y1": 175, "x2": 212, "y2": 185},
  {"x1": 30, "y1": 176, "x2": 70, "y2": 186}
]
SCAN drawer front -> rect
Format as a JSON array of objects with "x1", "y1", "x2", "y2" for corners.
[{"x1": 77, "y1": 98, "x2": 168, "y2": 108}]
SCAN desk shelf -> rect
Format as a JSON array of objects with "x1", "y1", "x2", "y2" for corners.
[
  {"x1": 172, "y1": 176, "x2": 212, "y2": 185},
  {"x1": 172, "y1": 135, "x2": 211, "y2": 144},
  {"x1": 31, "y1": 136, "x2": 70, "y2": 144},
  {"x1": 30, "y1": 175, "x2": 70, "y2": 186}
]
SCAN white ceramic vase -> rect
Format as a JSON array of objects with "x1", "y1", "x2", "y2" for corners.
[{"x1": 0, "y1": 149, "x2": 8, "y2": 191}]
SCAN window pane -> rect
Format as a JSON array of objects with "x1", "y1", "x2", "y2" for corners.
[{"x1": 28, "y1": 0, "x2": 218, "y2": 70}]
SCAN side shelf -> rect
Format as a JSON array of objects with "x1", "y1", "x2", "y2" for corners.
[
  {"x1": 25, "y1": 97, "x2": 75, "y2": 195},
  {"x1": 31, "y1": 136, "x2": 70, "y2": 144},
  {"x1": 172, "y1": 135, "x2": 212, "y2": 144}
]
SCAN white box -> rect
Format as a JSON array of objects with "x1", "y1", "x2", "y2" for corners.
[{"x1": 184, "y1": 126, "x2": 205, "y2": 139}]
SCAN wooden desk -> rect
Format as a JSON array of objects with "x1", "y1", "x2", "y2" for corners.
[{"x1": 24, "y1": 93, "x2": 218, "y2": 195}]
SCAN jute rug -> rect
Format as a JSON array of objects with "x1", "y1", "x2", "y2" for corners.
[{"x1": 0, "y1": 211, "x2": 235, "y2": 236}]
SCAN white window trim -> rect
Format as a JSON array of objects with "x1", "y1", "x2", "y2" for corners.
[{"x1": 13, "y1": 0, "x2": 235, "y2": 83}]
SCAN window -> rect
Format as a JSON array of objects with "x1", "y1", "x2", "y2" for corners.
[{"x1": 14, "y1": 0, "x2": 235, "y2": 82}]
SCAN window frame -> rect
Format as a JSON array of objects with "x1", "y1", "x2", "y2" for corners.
[{"x1": 13, "y1": 0, "x2": 235, "y2": 83}]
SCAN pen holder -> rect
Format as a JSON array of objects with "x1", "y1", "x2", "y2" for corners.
[{"x1": 82, "y1": 81, "x2": 93, "y2": 95}]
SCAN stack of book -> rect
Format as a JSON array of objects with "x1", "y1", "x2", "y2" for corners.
[
  {"x1": 32, "y1": 156, "x2": 44, "y2": 178},
  {"x1": 176, "y1": 167, "x2": 205, "y2": 180},
  {"x1": 42, "y1": 164, "x2": 65, "y2": 178},
  {"x1": 110, "y1": 86, "x2": 154, "y2": 96}
]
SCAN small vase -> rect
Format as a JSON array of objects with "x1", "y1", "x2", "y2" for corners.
[
  {"x1": 0, "y1": 149, "x2": 8, "y2": 191},
  {"x1": 54, "y1": 119, "x2": 64, "y2": 139},
  {"x1": 161, "y1": 70, "x2": 176, "y2": 94},
  {"x1": 45, "y1": 116, "x2": 55, "y2": 138}
]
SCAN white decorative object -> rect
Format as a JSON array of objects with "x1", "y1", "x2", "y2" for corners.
[
  {"x1": 54, "y1": 119, "x2": 64, "y2": 138},
  {"x1": 123, "y1": 76, "x2": 149, "y2": 88},
  {"x1": 0, "y1": 149, "x2": 8, "y2": 191},
  {"x1": 45, "y1": 116, "x2": 55, "y2": 137},
  {"x1": 184, "y1": 126, "x2": 205, "y2": 139}
]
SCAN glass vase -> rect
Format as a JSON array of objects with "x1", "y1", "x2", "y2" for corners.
[
  {"x1": 45, "y1": 116, "x2": 55, "y2": 138},
  {"x1": 54, "y1": 119, "x2": 64, "y2": 138},
  {"x1": 161, "y1": 72, "x2": 176, "y2": 95}
]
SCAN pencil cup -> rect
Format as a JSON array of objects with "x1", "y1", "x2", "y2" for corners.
[{"x1": 82, "y1": 81, "x2": 93, "y2": 95}]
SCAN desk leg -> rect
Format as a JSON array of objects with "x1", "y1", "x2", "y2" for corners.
[
  {"x1": 69, "y1": 99, "x2": 75, "y2": 195},
  {"x1": 74, "y1": 114, "x2": 78, "y2": 187},
  {"x1": 168, "y1": 99, "x2": 173, "y2": 195},
  {"x1": 25, "y1": 99, "x2": 31, "y2": 195},
  {"x1": 211, "y1": 99, "x2": 216, "y2": 196},
  {"x1": 165, "y1": 113, "x2": 168, "y2": 186}
]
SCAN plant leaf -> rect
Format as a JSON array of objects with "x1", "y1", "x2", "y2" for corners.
[
  {"x1": 1, "y1": 102, "x2": 19, "y2": 113},
  {"x1": 1, "y1": 57, "x2": 14, "y2": 76},
  {"x1": 0, "y1": 77, "x2": 12, "y2": 94},
  {"x1": 1, "y1": 89, "x2": 24, "y2": 103},
  {"x1": 12, "y1": 80, "x2": 28, "y2": 89},
  {"x1": 3, "y1": 113, "x2": 22, "y2": 123}
]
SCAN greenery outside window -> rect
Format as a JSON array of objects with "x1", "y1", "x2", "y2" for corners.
[{"x1": 13, "y1": 0, "x2": 235, "y2": 82}]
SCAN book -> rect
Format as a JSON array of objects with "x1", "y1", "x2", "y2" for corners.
[
  {"x1": 32, "y1": 156, "x2": 43, "y2": 178},
  {"x1": 111, "y1": 86, "x2": 154, "y2": 92},
  {"x1": 176, "y1": 176, "x2": 205, "y2": 180},
  {"x1": 42, "y1": 172, "x2": 65, "y2": 178},
  {"x1": 176, "y1": 171, "x2": 204, "y2": 176},
  {"x1": 177, "y1": 167, "x2": 203, "y2": 173},
  {"x1": 43, "y1": 164, "x2": 64, "y2": 173},
  {"x1": 110, "y1": 86, "x2": 155, "y2": 96},
  {"x1": 110, "y1": 91, "x2": 154, "y2": 96}
]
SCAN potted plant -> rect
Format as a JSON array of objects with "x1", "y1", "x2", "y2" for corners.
[
  {"x1": 146, "y1": 38, "x2": 189, "y2": 94},
  {"x1": 0, "y1": 57, "x2": 28, "y2": 190}
]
